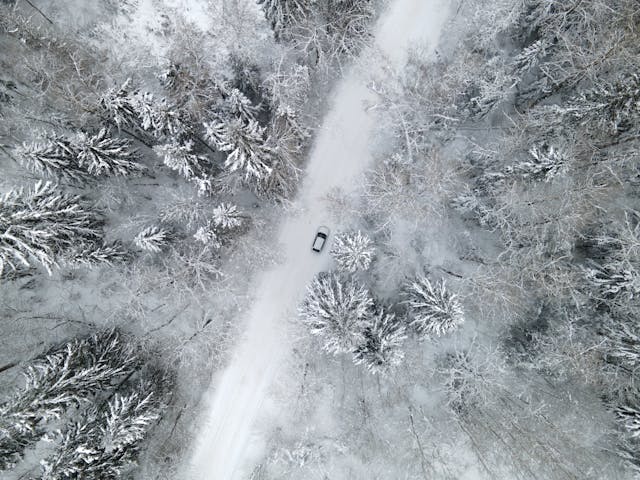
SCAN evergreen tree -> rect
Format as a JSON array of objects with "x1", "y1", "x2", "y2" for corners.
[
  {"x1": 66, "y1": 241, "x2": 129, "y2": 267},
  {"x1": 223, "y1": 87, "x2": 259, "y2": 121},
  {"x1": 299, "y1": 272, "x2": 374, "y2": 355},
  {"x1": 0, "y1": 181, "x2": 104, "y2": 276},
  {"x1": 567, "y1": 74, "x2": 640, "y2": 135},
  {"x1": 201, "y1": 119, "x2": 227, "y2": 146},
  {"x1": 330, "y1": 231, "x2": 375, "y2": 273},
  {"x1": 193, "y1": 225, "x2": 221, "y2": 249},
  {"x1": 99, "y1": 79, "x2": 140, "y2": 130},
  {"x1": 40, "y1": 381, "x2": 165, "y2": 480},
  {"x1": 0, "y1": 330, "x2": 136, "y2": 471},
  {"x1": 74, "y1": 129, "x2": 145, "y2": 177},
  {"x1": 15, "y1": 130, "x2": 144, "y2": 180},
  {"x1": 203, "y1": 118, "x2": 273, "y2": 181},
  {"x1": 100, "y1": 80, "x2": 186, "y2": 140},
  {"x1": 135, "y1": 93, "x2": 186, "y2": 139},
  {"x1": 14, "y1": 136, "x2": 89, "y2": 182},
  {"x1": 403, "y1": 276, "x2": 465, "y2": 338},
  {"x1": 212, "y1": 203, "x2": 243, "y2": 229},
  {"x1": 513, "y1": 144, "x2": 568, "y2": 182},
  {"x1": 584, "y1": 262, "x2": 640, "y2": 301},
  {"x1": 512, "y1": 39, "x2": 551, "y2": 74},
  {"x1": 254, "y1": 107, "x2": 305, "y2": 200},
  {"x1": 133, "y1": 226, "x2": 170, "y2": 253},
  {"x1": 602, "y1": 319, "x2": 640, "y2": 376},
  {"x1": 153, "y1": 140, "x2": 213, "y2": 195},
  {"x1": 616, "y1": 393, "x2": 640, "y2": 439},
  {"x1": 353, "y1": 308, "x2": 406, "y2": 374}
]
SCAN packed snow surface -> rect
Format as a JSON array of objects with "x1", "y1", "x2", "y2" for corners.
[{"x1": 187, "y1": 0, "x2": 450, "y2": 478}]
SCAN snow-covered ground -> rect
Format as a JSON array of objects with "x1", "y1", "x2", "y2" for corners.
[{"x1": 186, "y1": 1, "x2": 451, "y2": 478}]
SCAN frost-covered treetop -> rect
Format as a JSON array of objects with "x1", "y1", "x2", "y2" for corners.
[
  {"x1": 15, "y1": 130, "x2": 144, "y2": 181},
  {"x1": 330, "y1": 230, "x2": 375, "y2": 272},
  {"x1": 0, "y1": 181, "x2": 103, "y2": 276},
  {"x1": 99, "y1": 79, "x2": 186, "y2": 139},
  {"x1": 212, "y1": 203, "x2": 243, "y2": 229},
  {"x1": 299, "y1": 272, "x2": 374, "y2": 355},
  {"x1": 353, "y1": 307, "x2": 407, "y2": 375},
  {"x1": 403, "y1": 275, "x2": 465, "y2": 338},
  {"x1": 133, "y1": 226, "x2": 170, "y2": 253},
  {"x1": 0, "y1": 330, "x2": 137, "y2": 470},
  {"x1": 204, "y1": 118, "x2": 274, "y2": 181}
]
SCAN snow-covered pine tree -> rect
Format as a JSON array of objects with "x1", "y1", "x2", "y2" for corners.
[
  {"x1": 100, "y1": 80, "x2": 186, "y2": 140},
  {"x1": 14, "y1": 135, "x2": 89, "y2": 182},
  {"x1": 40, "y1": 382, "x2": 165, "y2": 480},
  {"x1": 101, "y1": 388, "x2": 162, "y2": 454},
  {"x1": 602, "y1": 319, "x2": 640, "y2": 376},
  {"x1": 330, "y1": 231, "x2": 375, "y2": 273},
  {"x1": 403, "y1": 276, "x2": 464, "y2": 338},
  {"x1": 299, "y1": 272, "x2": 374, "y2": 355},
  {"x1": 203, "y1": 118, "x2": 273, "y2": 181},
  {"x1": 353, "y1": 308, "x2": 406, "y2": 374},
  {"x1": 0, "y1": 181, "x2": 104, "y2": 277},
  {"x1": 99, "y1": 79, "x2": 140, "y2": 130},
  {"x1": 0, "y1": 330, "x2": 136, "y2": 470},
  {"x1": 65, "y1": 241, "x2": 129, "y2": 267},
  {"x1": 153, "y1": 139, "x2": 213, "y2": 195},
  {"x1": 135, "y1": 92, "x2": 186, "y2": 139},
  {"x1": 201, "y1": 119, "x2": 226, "y2": 145},
  {"x1": 616, "y1": 393, "x2": 640, "y2": 439},
  {"x1": 133, "y1": 226, "x2": 170, "y2": 253},
  {"x1": 505, "y1": 144, "x2": 568, "y2": 182},
  {"x1": 564, "y1": 74, "x2": 640, "y2": 136},
  {"x1": 512, "y1": 39, "x2": 551, "y2": 74},
  {"x1": 74, "y1": 129, "x2": 145, "y2": 177},
  {"x1": 255, "y1": 145, "x2": 301, "y2": 200},
  {"x1": 261, "y1": 108, "x2": 308, "y2": 201},
  {"x1": 16, "y1": 130, "x2": 145, "y2": 180},
  {"x1": 191, "y1": 205, "x2": 241, "y2": 249},
  {"x1": 133, "y1": 91, "x2": 161, "y2": 134},
  {"x1": 223, "y1": 88, "x2": 259, "y2": 121},
  {"x1": 193, "y1": 225, "x2": 221, "y2": 249},
  {"x1": 584, "y1": 262, "x2": 640, "y2": 300},
  {"x1": 40, "y1": 421, "x2": 100, "y2": 480},
  {"x1": 212, "y1": 203, "x2": 243, "y2": 229}
]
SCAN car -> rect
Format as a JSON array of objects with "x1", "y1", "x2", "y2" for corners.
[{"x1": 312, "y1": 226, "x2": 330, "y2": 252}]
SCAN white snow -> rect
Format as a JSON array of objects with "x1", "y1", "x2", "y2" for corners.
[{"x1": 186, "y1": 0, "x2": 451, "y2": 478}]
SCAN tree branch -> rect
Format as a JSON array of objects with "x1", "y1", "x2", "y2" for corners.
[{"x1": 22, "y1": 0, "x2": 54, "y2": 25}]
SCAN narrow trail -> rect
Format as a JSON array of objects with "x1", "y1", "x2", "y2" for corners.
[{"x1": 187, "y1": 1, "x2": 451, "y2": 478}]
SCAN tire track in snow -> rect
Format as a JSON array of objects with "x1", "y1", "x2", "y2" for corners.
[{"x1": 187, "y1": 1, "x2": 451, "y2": 478}]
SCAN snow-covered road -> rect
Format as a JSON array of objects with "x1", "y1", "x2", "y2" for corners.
[{"x1": 187, "y1": 1, "x2": 451, "y2": 478}]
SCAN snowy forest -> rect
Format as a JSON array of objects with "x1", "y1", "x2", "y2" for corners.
[{"x1": 1, "y1": 0, "x2": 640, "y2": 478}]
